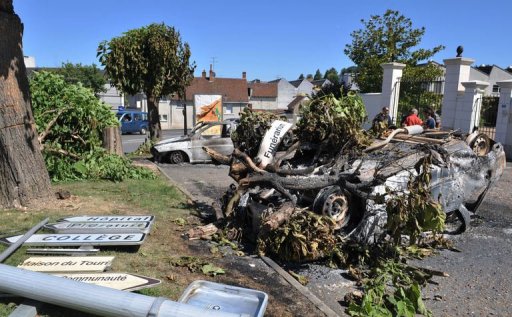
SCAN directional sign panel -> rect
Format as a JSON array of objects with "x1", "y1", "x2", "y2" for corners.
[
  {"x1": 1, "y1": 233, "x2": 146, "y2": 246},
  {"x1": 58, "y1": 215, "x2": 154, "y2": 223},
  {"x1": 18, "y1": 256, "x2": 114, "y2": 273},
  {"x1": 45, "y1": 222, "x2": 152, "y2": 234},
  {"x1": 53, "y1": 272, "x2": 161, "y2": 291}
]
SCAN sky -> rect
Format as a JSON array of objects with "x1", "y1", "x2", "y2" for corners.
[{"x1": 13, "y1": 0, "x2": 512, "y2": 81}]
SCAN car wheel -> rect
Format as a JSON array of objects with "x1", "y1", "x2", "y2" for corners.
[
  {"x1": 140, "y1": 127, "x2": 147, "y2": 135},
  {"x1": 444, "y1": 205, "x2": 471, "y2": 235},
  {"x1": 169, "y1": 151, "x2": 186, "y2": 164},
  {"x1": 468, "y1": 133, "x2": 490, "y2": 156},
  {"x1": 313, "y1": 186, "x2": 351, "y2": 230}
]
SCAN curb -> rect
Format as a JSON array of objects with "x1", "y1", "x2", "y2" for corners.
[{"x1": 148, "y1": 159, "x2": 341, "y2": 317}]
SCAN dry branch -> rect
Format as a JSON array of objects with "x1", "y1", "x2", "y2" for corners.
[{"x1": 203, "y1": 146, "x2": 231, "y2": 165}]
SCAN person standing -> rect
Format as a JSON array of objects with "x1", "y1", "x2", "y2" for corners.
[
  {"x1": 372, "y1": 106, "x2": 392, "y2": 127},
  {"x1": 423, "y1": 110, "x2": 436, "y2": 129},
  {"x1": 402, "y1": 108, "x2": 423, "y2": 127}
]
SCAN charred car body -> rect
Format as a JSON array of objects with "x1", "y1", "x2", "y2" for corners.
[
  {"x1": 220, "y1": 125, "x2": 506, "y2": 244},
  {"x1": 151, "y1": 120, "x2": 238, "y2": 164}
]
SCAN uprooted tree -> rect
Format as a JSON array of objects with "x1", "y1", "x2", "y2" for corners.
[
  {"x1": 97, "y1": 23, "x2": 196, "y2": 139},
  {"x1": 0, "y1": 0, "x2": 52, "y2": 208}
]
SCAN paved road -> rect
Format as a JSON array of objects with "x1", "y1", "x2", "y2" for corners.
[{"x1": 158, "y1": 161, "x2": 512, "y2": 316}]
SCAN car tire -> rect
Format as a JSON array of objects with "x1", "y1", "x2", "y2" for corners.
[
  {"x1": 169, "y1": 151, "x2": 186, "y2": 164},
  {"x1": 140, "y1": 127, "x2": 147, "y2": 135},
  {"x1": 444, "y1": 205, "x2": 471, "y2": 235}
]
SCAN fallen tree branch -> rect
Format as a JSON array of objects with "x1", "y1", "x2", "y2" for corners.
[
  {"x1": 38, "y1": 107, "x2": 71, "y2": 146},
  {"x1": 232, "y1": 149, "x2": 266, "y2": 174},
  {"x1": 259, "y1": 202, "x2": 297, "y2": 236},
  {"x1": 42, "y1": 146, "x2": 81, "y2": 160},
  {"x1": 203, "y1": 146, "x2": 231, "y2": 165}
]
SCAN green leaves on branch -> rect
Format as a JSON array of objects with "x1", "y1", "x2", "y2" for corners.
[
  {"x1": 296, "y1": 91, "x2": 370, "y2": 152},
  {"x1": 258, "y1": 211, "x2": 341, "y2": 263},
  {"x1": 97, "y1": 23, "x2": 195, "y2": 99},
  {"x1": 30, "y1": 71, "x2": 155, "y2": 182},
  {"x1": 231, "y1": 108, "x2": 280, "y2": 157},
  {"x1": 385, "y1": 154, "x2": 445, "y2": 245},
  {"x1": 344, "y1": 9, "x2": 445, "y2": 92}
]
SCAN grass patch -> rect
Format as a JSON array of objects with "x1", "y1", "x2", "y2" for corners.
[{"x1": 0, "y1": 175, "x2": 219, "y2": 316}]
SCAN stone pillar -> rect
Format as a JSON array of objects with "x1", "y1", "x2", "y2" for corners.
[
  {"x1": 495, "y1": 80, "x2": 512, "y2": 157},
  {"x1": 453, "y1": 81, "x2": 489, "y2": 133},
  {"x1": 441, "y1": 58, "x2": 474, "y2": 129},
  {"x1": 381, "y1": 62, "x2": 406, "y2": 125}
]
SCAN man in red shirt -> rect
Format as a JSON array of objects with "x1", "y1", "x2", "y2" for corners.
[{"x1": 402, "y1": 108, "x2": 423, "y2": 126}]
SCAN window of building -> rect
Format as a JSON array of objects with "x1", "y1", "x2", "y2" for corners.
[
  {"x1": 493, "y1": 85, "x2": 500, "y2": 93},
  {"x1": 225, "y1": 105, "x2": 233, "y2": 114},
  {"x1": 159, "y1": 114, "x2": 168, "y2": 122}
]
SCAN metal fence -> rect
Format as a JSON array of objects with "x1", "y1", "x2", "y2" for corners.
[
  {"x1": 395, "y1": 78, "x2": 444, "y2": 126},
  {"x1": 477, "y1": 96, "x2": 499, "y2": 139}
]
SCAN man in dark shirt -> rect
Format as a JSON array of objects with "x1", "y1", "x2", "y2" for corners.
[{"x1": 372, "y1": 106, "x2": 392, "y2": 127}]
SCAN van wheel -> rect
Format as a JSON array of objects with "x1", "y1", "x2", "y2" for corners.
[
  {"x1": 170, "y1": 151, "x2": 186, "y2": 164},
  {"x1": 140, "y1": 128, "x2": 147, "y2": 135}
]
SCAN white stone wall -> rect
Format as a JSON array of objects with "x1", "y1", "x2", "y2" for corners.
[{"x1": 360, "y1": 93, "x2": 383, "y2": 129}]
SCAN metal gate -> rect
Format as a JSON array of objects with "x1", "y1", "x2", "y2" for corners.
[
  {"x1": 477, "y1": 96, "x2": 498, "y2": 139},
  {"x1": 395, "y1": 78, "x2": 444, "y2": 126}
]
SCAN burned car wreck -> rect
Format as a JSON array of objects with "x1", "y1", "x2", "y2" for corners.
[{"x1": 206, "y1": 96, "x2": 506, "y2": 249}]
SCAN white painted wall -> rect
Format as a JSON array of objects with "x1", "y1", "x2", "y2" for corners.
[{"x1": 360, "y1": 93, "x2": 383, "y2": 129}]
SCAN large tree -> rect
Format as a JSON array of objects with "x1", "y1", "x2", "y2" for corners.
[
  {"x1": 0, "y1": 0, "x2": 52, "y2": 208},
  {"x1": 323, "y1": 67, "x2": 339, "y2": 84},
  {"x1": 344, "y1": 10, "x2": 444, "y2": 93},
  {"x1": 98, "y1": 23, "x2": 195, "y2": 139},
  {"x1": 50, "y1": 62, "x2": 107, "y2": 96}
]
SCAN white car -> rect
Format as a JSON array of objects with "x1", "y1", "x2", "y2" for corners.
[{"x1": 151, "y1": 120, "x2": 238, "y2": 164}]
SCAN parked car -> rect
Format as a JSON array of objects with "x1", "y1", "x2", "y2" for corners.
[
  {"x1": 116, "y1": 111, "x2": 149, "y2": 135},
  {"x1": 151, "y1": 120, "x2": 239, "y2": 164}
]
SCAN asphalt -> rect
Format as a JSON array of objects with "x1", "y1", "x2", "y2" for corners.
[{"x1": 157, "y1": 161, "x2": 512, "y2": 317}]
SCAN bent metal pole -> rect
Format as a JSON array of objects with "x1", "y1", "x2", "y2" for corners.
[{"x1": 0, "y1": 264, "x2": 241, "y2": 317}]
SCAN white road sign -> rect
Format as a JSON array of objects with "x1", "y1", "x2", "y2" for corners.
[
  {"x1": 53, "y1": 272, "x2": 161, "y2": 291},
  {"x1": 58, "y1": 215, "x2": 154, "y2": 222},
  {"x1": 1, "y1": 233, "x2": 146, "y2": 246},
  {"x1": 45, "y1": 221, "x2": 152, "y2": 234},
  {"x1": 18, "y1": 256, "x2": 114, "y2": 273}
]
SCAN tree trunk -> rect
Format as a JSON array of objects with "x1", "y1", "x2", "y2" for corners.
[
  {"x1": 102, "y1": 126, "x2": 124, "y2": 155},
  {"x1": 147, "y1": 94, "x2": 161, "y2": 140},
  {"x1": 0, "y1": 1, "x2": 52, "y2": 208}
]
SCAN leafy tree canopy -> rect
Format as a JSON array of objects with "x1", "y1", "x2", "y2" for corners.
[
  {"x1": 298, "y1": 73, "x2": 305, "y2": 80},
  {"x1": 49, "y1": 62, "x2": 107, "y2": 96},
  {"x1": 97, "y1": 23, "x2": 195, "y2": 138},
  {"x1": 313, "y1": 69, "x2": 322, "y2": 80},
  {"x1": 306, "y1": 74, "x2": 313, "y2": 81},
  {"x1": 30, "y1": 71, "x2": 154, "y2": 181},
  {"x1": 323, "y1": 67, "x2": 339, "y2": 84},
  {"x1": 344, "y1": 10, "x2": 444, "y2": 92}
]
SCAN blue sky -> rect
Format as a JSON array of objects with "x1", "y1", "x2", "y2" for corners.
[{"x1": 14, "y1": 0, "x2": 512, "y2": 81}]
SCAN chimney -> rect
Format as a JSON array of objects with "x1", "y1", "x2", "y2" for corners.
[
  {"x1": 201, "y1": 69, "x2": 206, "y2": 78},
  {"x1": 209, "y1": 64, "x2": 215, "y2": 82},
  {"x1": 242, "y1": 71, "x2": 246, "y2": 79}
]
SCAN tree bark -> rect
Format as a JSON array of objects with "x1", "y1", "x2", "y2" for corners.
[
  {"x1": 0, "y1": 1, "x2": 52, "y2": 208},
  {"x1": 102, "y1": 126, "x2": 124, "y2": 155},
  {"x1": 147, "y1": 94, "x2": 161, "y2": 140}
]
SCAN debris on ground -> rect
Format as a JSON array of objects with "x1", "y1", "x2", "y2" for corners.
[{"x1": 199, "y1": 91, "x2": 506, "y2": 316}]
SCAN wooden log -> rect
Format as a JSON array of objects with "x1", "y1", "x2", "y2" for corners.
[
  {"x1": 203, "y1": 146, "x2": 231, "y2": 165},
  {"x1": 187, "y1": 223, "x2": 219, "y2": 240},
  {"x1": 102, "y1": 126, "x2": 123, "y2": 155},
  {"x1": 259, "y1": 202, "x2": 297, "y2": 236}
]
